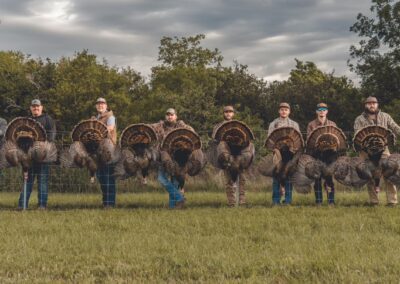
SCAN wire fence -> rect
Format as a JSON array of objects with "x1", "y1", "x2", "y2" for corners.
[{"x1": 0, "y1": 129, "x2": 397, "y2": 196}]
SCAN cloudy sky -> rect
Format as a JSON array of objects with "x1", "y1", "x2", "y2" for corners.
[{"x1": 0, "y1": 0, "x2": 372, "y2": 82}]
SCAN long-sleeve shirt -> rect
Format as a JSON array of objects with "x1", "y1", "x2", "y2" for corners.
[
  {"x1": 267, "y1": 117, "x2": 300, "y2": 136},
  {"x1": 354, "y1": 111, "x2": 400, "y2": 136},
  {"x1": 306, "y1": 118, "x2": 337, "y2": 137}
]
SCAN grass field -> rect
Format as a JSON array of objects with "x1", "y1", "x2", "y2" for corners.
[{"x1": 0, "y1": 190, "x2": 399, "y2": 283}]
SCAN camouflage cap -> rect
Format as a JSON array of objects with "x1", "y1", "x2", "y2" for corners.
[
  {"x1": 364, "y1": 96, "x2": 378, "y2": 104},
  {"x1": 166, "y1": 108, "x2": 176, "y2": 115},
  {"x1": 279, "y1": 102, "x2": 290, "y2": 109},
  {"x1": 223, "y1": 105, "x2": 235, "y2": 112}
]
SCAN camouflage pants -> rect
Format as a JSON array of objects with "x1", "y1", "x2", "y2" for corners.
[
  {"x1": 224, "y1": 171, "x2": 246, "y2": 206},
  {"x1": 360, "y1": 149, "x2": 397, "y2": 205}
]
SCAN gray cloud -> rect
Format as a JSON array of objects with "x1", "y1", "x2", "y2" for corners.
[{"x1": 0, "y1": 0, "x2": 371, "y2": 82}]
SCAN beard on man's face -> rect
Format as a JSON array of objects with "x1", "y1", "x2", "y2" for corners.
[{"x1": 365, "y1": 105, "x2": 378, "y2": 114}]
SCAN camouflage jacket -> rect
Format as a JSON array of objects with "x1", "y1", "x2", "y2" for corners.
[
  {"x1": 150, "y1": 120, "x2": 194, "y2": 142},
  {"x1": 267, "y1": 117, "x2": 300, "y2": 136},
  {"x1": 212, "y1": 119, "x2": 231, "y2": 140},
  {"x1": 354, "y1": 111, "x2": 400, "y2": 136},
  {"x1": 306, "y1": 118, "x2": 337, "y2": 137}
]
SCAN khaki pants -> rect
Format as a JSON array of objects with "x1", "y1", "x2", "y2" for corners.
[
  {"x1": 360, "y1": 149, "x2": 397, "y2": 205},
  {"x1": 224, "y1": 171, "x2": 246, "y2": 206}
]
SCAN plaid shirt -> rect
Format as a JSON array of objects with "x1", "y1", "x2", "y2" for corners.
[{"x1": 354, "y1": 111, "x2": 400, "y2": 136}]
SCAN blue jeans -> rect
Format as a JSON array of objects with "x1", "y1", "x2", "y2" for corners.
[
  {"x1": 314, "y1": 178, "x2": 335, "y2": 204},
  {"x1": 96, "y1": 164, "x2": 116, "y2": 206},
  {"x1": 18, "y1": 163, "x2": 49, "y2": 208},
  {"x1": 158, "y1": 169, "x2": 184, "y2": 208},
  {"x1": 272, "y1": 177, "x2": 293, "y2": 204}
]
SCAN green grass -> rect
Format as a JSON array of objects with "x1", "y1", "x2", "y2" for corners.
[{"x1": 0, "y1": 191, "x2": 399, "y2": 283}]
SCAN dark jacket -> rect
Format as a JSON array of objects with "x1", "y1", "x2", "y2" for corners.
[
  {"x1": 30, "y1": 113, "x2": 56, "y2": 142},
  {"x1": 0, "y1": 117, "x2": 7, "y2": 138}
]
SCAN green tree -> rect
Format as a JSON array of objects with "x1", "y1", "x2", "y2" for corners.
[
  {"x1": 149, "y1": 34, "x2": 267, "y2": 139},
  {"x1": 267, "y1": 60, "x2": 361, "y2": 131},
  {"x1": 157, "y1": 34, "x2": 223, "y2": 68},
  {"x1": 149, "y1": 35, "x2": 224, "y2": 133},
  {"x1": 53, "y1": 50, "x2": 146, "y2": 131},
  {"x1": 349, "y1": 0, "x2": 400, "y2": 106},
  {"x1": 0, "y1": 51, "x2": 41, "y2": 119}
]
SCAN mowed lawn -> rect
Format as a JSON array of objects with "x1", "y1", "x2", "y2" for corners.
[{"x1": 0, "y1": 190, "x2": 399, "y2": 283}]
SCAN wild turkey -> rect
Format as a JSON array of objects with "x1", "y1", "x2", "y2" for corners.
[
  {"x1": 60, "y1": 119, "x2": 120, "y2": 181},
  {"x1": 332, "y1": 156, "x2": 369, "y2": 187},
  {"x1": 160, "y1": 127, "x2": 206, "y2": 188},
  {"x1": 114, "y1": 123, "x2": 159, "y2": 180},
  {"x1": 381, "y1": 153, "x2": 400, "y2": 185},
  {"x1": 0, "y1": 117, "x2": 57, "y2": 172},
  {"x1": 292, "y1": 126, "x2": 347, "y2": 193},
  {"x1": 208, "y1": 120, "x2": 255, "y2": 182},
  {"x1": 258, "y1": 126, "x2": 304, "y2": 188},
  {"x1": 333, "y1": 125, "x2": 395, "y2": 188}
]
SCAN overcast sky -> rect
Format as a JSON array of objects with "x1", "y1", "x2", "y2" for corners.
[{"x1": 0, "y1": 0, "x2": 372, "y2": 82}]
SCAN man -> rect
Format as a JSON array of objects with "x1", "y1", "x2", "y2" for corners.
[
  {"x1": 0, "y1": 117, "x2": 6, "y2": 140},
  {"x1": 18, "y1": 99, "x2": 56, "y2": 209},
  {"x1": 0, "y1": 117, "x2": 7, "y2": 179},
  {"x1": 267, "y1": 102, "x2": 300, "y2": 205},
  {"x1": 212, "y1": 106, "x2": 247, "y2": 207},
  {"x1": 354, "y1": 96, "x2": 400, "y2": 206},
  {"x1": 151, "y1": 108, "x2": 194, "y2": 209},
  {"x1": 0, "y1": 117, "x2": 6, "y2": 147},
  {"x1": 307, "y1": 103, "x2": 337, "y2": 205},
  {"x1": 94, "y1": 97, "x2": 117, "y2": 207}
]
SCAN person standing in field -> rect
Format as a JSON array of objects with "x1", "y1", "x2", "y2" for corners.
[
  {"x1": 0, "y1": 117, "x2": 7, "y2": 179},
  {"x1": 210, "y1": 106, "x2": 255, "y2": 207},
  {"x1": 151, "y1": 108, "x2": 194, "y2": 209},
  {"x1": 0, "y1": 117, "x2": 6, "y2": 141},
  {"x1": 18, "y1": 99, "x2": 56, "y2": 209},
  {"x1": 306, "y1": 103, "x2": 337, "y2": 206},
  {"x1": 267, "y1": 102, "x2": 300, "y2": 205},
  {"x1": 94, "y1": 97, "x2": 118, "y2": 208},
  {"x1": 354, "y1": 96, "x2": 400, "y2": 206}
]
